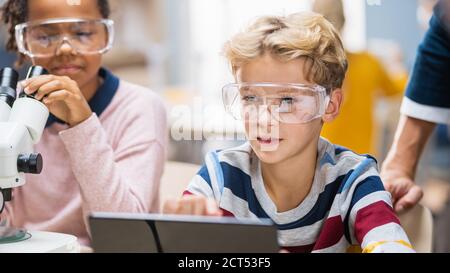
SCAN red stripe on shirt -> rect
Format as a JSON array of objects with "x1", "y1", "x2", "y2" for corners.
[
  {"x1": 282, "y1": 243, "x2": 316, "y2": 253},
  {"x1": 354, "y1": 200, "x2": 400, "y2": 244},
  {"x1": 313, "y1": 215, "x2": 344, "y2": 250},
  {"x1": 220, "y1": 208, "x2": 235, "y2": 217},
  {"x1": 183, "y1": 190, "x2": 194, "y2": 196}
]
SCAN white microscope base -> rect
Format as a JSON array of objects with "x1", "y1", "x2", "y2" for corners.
[{"x1": 0, "y1": 230, "x2": 80, "y2": 253}]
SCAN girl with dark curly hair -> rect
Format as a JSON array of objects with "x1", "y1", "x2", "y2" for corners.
[{"x1": 0, "y1": 0, "x2": 167, "y2": 246}]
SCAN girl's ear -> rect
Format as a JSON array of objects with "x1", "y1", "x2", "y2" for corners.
[{"x1": 322, "y1": 88, "x2": 343, "y2": 123}]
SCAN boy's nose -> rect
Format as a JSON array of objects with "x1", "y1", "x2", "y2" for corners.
[
  {"x1": 256, "y1": 105, "x2": 279, "y2": 128},
  {"x1": 246, "y1": 105, "x2": 280, "y2": 141}
]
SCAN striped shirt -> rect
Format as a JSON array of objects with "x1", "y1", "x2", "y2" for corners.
[{"x1": 184, "y1": 138, "x2": 414, "y2": 253}]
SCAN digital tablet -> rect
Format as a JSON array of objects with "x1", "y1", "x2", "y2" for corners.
[{"x1": 89, "y1": 212, "x2": 279, "y2": 253}]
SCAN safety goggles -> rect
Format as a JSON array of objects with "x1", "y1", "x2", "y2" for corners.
[
  {"x1": 222, "y1": 83, "x2": 329, "y2": 124},
  {"x1": 15, "y1": 18, "x2": 114, "y2": 58}
]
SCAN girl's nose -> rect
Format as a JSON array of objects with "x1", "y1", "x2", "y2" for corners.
[{"x1": 55, "y1": 39, "x2": 77, "y2": 56}]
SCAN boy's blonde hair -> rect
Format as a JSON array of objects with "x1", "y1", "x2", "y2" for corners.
[{"x1": 223, "y1": 11, "x2": 348, "y2": 92}]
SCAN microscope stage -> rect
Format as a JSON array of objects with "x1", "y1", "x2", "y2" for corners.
[{"x1": 0, "y1": 230, "x2": 80, "y2": 253}]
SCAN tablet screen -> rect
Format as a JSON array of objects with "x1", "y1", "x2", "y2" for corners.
[{"x1": 89, "y1": 212, "x2": 279, "y2": 253}]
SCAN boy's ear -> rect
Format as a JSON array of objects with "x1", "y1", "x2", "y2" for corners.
[{"x1": 322, "y1": 88, "x2": 343, "y2": 123}]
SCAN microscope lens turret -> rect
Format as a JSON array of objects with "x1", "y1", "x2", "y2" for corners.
[
  {"x1": 9, "y1": 65, "x2": 50, "y2": 143},
  {"x1": 0, "y1": 67, "x2": 19, "y2": 107}
]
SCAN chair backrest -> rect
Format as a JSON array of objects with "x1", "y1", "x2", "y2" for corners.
[
  {"x1": 398, "y1": 203, "x2": 433, "y2": 253},
  {"x1": 159, "y1": 161, "x2": 201, "y2": 211}
]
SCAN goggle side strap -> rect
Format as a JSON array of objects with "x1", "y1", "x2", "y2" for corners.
[{"x1": 322, "y1": 96, "x2": 331, "y2": 114}]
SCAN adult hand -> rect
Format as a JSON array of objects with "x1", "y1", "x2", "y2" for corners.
[{"x1": 381, "y1": 164, "x2": 423, "y2": 213}]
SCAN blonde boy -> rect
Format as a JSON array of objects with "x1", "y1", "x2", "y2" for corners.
[{"x1": 164, "y1": 12, "x2": 414, "y2": 253}]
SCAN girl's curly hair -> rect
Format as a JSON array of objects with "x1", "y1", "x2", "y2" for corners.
[{"x1": 1, "y1": 0, "x2": 110, "y2": 66}]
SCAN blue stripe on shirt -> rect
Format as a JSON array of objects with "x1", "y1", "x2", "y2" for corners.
[
  {"x1": 219, "y1": 162, "x2": 355, "y2": 230},
  {"x1": 209, "y1": 151, "x2": 225, "y2": 195},
  {"x1": 340, "y1": 158, "x2": 374, "y2": 192},
  {"x1": 334, "y1": 145, "x2": 351, "y2": 155},
  {"x1": 220, "y1": 162, "x2": 270, "y2": 219},
  {"x1": 197, "y1": 164, "x2": 212, "y2": 188},
  {"x1": 276, "y1": 175, "x2": 346, "y2": 230}
]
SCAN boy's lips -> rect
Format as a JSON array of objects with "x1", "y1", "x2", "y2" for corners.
[{"x1": 257, "y1": 137, "x2": 283, "y2": 145}]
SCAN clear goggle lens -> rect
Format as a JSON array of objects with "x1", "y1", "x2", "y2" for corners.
[{"x1": 222, "y1": 83, "x2": 329, "y2": 124}]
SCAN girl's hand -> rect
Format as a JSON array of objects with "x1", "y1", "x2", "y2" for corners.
[
  {"x1": 21, "y1": 75, "x2": 93, "y2": 127},
  {"x1": 163, "y1": 195, "x2": 223, "y2": 216}
]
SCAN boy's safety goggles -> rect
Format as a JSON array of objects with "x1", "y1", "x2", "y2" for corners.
[
  {"x1": 15, "y1": 18, "x2": 114, "y2": 58},
  {"x1": 222, "y1": 83, "x2": 330, "y2": 124}
]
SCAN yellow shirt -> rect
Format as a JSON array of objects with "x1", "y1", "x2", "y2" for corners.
[{"x1": 321, "y1": 52, "x2": 406, "y2": 156}]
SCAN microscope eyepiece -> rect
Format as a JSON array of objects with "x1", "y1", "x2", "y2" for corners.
[
  {"x1": 19, "y1": 66, "x2": 49, "y2": 99},
  {"x1": 26, "y1": 66, "x2": 48, "y2": 79},
  {"x1": 0, "y1": 67, "x2": 19, "y2": 107}
]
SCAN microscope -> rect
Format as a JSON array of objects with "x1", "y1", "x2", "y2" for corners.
[
  {"x1": 0, "y1": 66, "x2": 80, "y2": 252},
  {"x1": 0, "y1": 66, "x2": 49, "y2": 215}
]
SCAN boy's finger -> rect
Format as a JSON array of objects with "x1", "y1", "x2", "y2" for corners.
[
  {"x1": 206, "y1": 198, "x2": 221, "y2": 216},
  {"x1": 192, "y1": 198, "x2": 207, "y2": 215},
  {"x1": 162, "y1": 199, "x2": 180, "y2": 214},
  {"x1": 178, "y1": 198, "x2": 195, "y2": 215}
]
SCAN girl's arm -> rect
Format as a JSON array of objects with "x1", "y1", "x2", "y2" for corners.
[{"x1": 58, "y1": 91, "x2": 167, "y2": 222}]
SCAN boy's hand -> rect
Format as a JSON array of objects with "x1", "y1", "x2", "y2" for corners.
[
  {"x1": 163, "y1": 195, "x2": 222, "y2": 216},
  {"x1": 21, "y1": 75, "x2": 92, "y2": 127}
]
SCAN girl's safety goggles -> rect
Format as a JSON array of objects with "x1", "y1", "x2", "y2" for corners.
[{"x1": 15, "y1": 18, "x2": 114, "y2": 58}]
